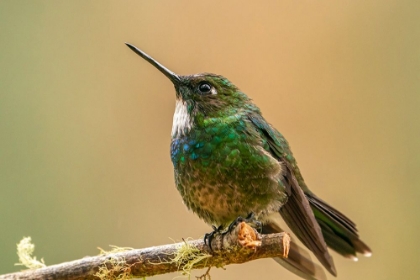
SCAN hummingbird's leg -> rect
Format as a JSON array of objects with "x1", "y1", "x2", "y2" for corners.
[
  {"x1": 204, "y1": 216, "x2": 262, "y2": 251},
  {"x1": 204, "y1": 225, "x2": 223, "y2": 250},
  {"x1": 244, "y1": 212, "x2": 262, "y2": 232},
  {"x1": 226, "y1": 216, "x2": 245, "y2": 233}
]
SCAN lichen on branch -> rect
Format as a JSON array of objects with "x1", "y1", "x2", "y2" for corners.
[
  {"x1": 15, "y1": 237, "x2": 46, "y2": 270},
  {"x1": 1, "y1": 222, "x2": 290, "y2": 280}
]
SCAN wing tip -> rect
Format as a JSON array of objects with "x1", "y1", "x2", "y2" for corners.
[{"x1": 364, "y1": 251, "x2": 372, "y2": 257}]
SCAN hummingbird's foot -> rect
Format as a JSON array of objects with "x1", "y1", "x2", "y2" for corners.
[
  {"x1": 204, "y1": 225, "x2": 223, "y2": 250},
  {"x1": 226, "y1": 212, "x2": 262, "y2": 234},
  {"x1": 204, "y1": 214, "x2": 262, "y2": 250}
]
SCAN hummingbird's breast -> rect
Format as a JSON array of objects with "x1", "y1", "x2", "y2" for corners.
[{"x1": 170, "y1": 114, "x2": 287, "y2": 226}]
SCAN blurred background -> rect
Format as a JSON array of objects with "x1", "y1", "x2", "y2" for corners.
[{"x1": 1, "y1": 1, "x2": 419, "y2": 279}]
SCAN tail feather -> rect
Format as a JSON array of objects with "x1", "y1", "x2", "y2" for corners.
[
  {"x1": 263, "y1": 223, "x2": 328, "y2": 280},
  {"x1": 273, "y1": 244, "x2": 327, "y2": 280},
  {"x1": 306, "y1": 193, "x2": 372, "y2": 258},
  {"x1": 316, "y1": 219, "x2": 357, "y2": 258}
]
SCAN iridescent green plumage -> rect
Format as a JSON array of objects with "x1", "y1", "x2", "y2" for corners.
[
  {"x1": 170, "y1": 75, "x2": 287, "y2": 226},
  {"x1": 126, "y1": 43, "x2": 371, "y2": 280}
]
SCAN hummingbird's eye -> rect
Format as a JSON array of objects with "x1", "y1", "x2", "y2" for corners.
[{"x1": 198, "y1": 82, "x2": 212, "y2": 94}]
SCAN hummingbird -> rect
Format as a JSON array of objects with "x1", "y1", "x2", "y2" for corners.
[{"x1": 125, "y1": 43, "x2": 371, "y2": 280}]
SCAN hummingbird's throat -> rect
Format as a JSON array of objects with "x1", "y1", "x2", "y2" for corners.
[{"x1": 172, "y1": 99, "x2": 192, "y2": 137}]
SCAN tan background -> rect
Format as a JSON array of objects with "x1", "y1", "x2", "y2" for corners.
[{"x1": 1, "y1": 1, "x2": 419, "y2": 279}]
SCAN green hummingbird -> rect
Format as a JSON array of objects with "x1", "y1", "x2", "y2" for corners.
[{"x1": 125, "y1": 43, "x2": 371, "y2": 280}]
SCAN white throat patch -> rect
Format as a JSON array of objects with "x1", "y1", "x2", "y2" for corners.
[{"x1": 172, "y1": 100, "x2": 192, "y2": 137}]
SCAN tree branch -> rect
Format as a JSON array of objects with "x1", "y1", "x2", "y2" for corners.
[{"x1": 0, "y1": 222, "x2": 290, "y2": 280}]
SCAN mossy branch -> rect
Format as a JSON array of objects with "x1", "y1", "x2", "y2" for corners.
[{"x1": 0, "y1": 222, "x2": 290, "y2": 280}]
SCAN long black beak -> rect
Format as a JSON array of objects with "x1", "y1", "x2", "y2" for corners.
[{"x1": 125, "y1": 43, "x2": 181, "y2": 85}]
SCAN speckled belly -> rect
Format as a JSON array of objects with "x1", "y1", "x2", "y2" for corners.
[{"x1": 171, "y1": 129, "x2": 287, "y2": 226}]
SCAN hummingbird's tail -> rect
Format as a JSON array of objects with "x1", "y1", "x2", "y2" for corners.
[
  {"x1": 305, "y1": 193, "x2": 372, "y2": 260},
  {"x1": 263, "y1": 223, "x2": 327, "y2": 280}
]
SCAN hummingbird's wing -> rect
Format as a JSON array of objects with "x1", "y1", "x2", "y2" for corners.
[
  {"x1": 263, "y1": 222, "x2": 328, "y2": 280},
  {"x1": 248, "y1": 113, "x2": 337, "y2": 276},
  {"x1": 248, "y1": 113, "x2": 372, "y2": 261}
]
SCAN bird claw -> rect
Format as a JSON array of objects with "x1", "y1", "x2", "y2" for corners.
[{"x1": 204, "y1": 225, "x2": 223, "y2": 250}]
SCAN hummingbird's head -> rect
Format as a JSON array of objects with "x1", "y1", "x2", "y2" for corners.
[
  {"x1": 174, "y1": 73, "x2": 252, "y2": 116},
  {"x1": 125, "y1": 43, "x2": 253, "y2": 119}
]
